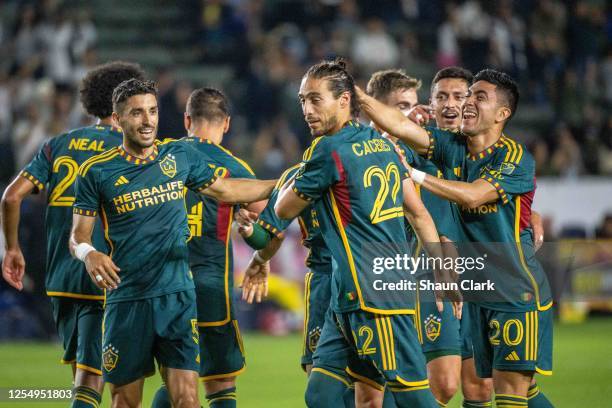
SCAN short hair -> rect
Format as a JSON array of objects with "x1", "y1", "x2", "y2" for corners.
[
  {"x1": 112, "y1": 78, "x2": 158, "y2": 114},
  {"x1": 80, "y1": 61, "x2": 145, "y2": 118},
  {"x1": 431, "y1": 66, "x2": 473, "y2": 95},
  {"x1": 186, "y1": 87, "x2": 230, "y2": 123},
  {"x1": 366, "y1": 69, "x2": 422, "y2": 101},
  {"x1": 473, "y1": 68, "x2": 519, "y2": 120},
  {"x1": 304, "y1": 57, "x2": 359, "y2": 117}
]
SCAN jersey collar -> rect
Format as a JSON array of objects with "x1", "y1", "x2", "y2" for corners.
[
  {"x1": 118, "y1": 145, "x2": 159, "y2": 164},
  {"x1": 467, "y1": 135, "x2": 506, "y2": 161}
]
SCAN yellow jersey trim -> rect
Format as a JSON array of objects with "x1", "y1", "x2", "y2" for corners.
[
  {"x1": 302, "y1": 272, "x2": 313, "y2": 356},
  {"x1": 199, "y1": 365, "x2": 246, "y2": 381},
  {"x1": 79, "y1": 148, "x2": 119, "y2": 176},
  {"x1": 76, "y1": 363, "x2": 102, "y2": 376},
  {"x1": 47, "y1": 292, "x2": 104, "y2": 300},
  {"x1": 345, "y1": 367, "x2": 384, "y2": 391},
  {"x1": 311, "y1": 367, "x2": 352, "y2": 388},
  {"x1": 20, "y1": 170, "x2": 44, "y2": 191}
]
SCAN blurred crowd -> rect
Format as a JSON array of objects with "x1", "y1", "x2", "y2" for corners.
[{"x1": 0, "y1": 0, "x2": 610, "y2": 181}]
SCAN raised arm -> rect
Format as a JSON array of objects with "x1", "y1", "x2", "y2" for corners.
[
  {"x1": 413, "y1": 171, "x2": 499, "y2": 209},
  {"x1": 356, "y1": 86, "x2": 431, "y2": 155},
  {"x1": 201, "y1": 178, "x2": 276, "y2": 204},
  {"x1": 1, "y1": 177, "x2": 36, "y2": 290},
  {"x1": 69, "y1": 214, "x2": 120, "y2": 290}
]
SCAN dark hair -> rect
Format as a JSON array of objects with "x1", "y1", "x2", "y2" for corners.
[
  {"x1": 112, "y1": 78, "x2": 158, "y2": 113},
  {"x1": 304, "y1": 57, "x2": 359, "y2": 117},
  {"x1": 366, "y1": 69, "x2": 421, "y2": 101},
  {"x1": 431, "y1": 66, "x2": 473, "y2": 95},
  {"x1": 80, "y1": 61, "x2": 145, "y2": 118},
  {"x1": 186, "y1": 87, "x2": 230, "y2": 123},
  {"x1": 473, "y1": 68, "x2": 519, "y2": 120}
]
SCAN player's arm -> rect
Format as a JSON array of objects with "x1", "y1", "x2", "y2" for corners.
[
  {"x1": 199, "y1": 178, "x2": 276, "y2": 204},
  {"x1": 1, "y1": 176, "x2": 36, "y2": 290},
  {"x1": 531, "y1": 210, "x2": 544, "y2": 251},
  {"x1": 413, "y1": 169, "x2": 499, "y2": 209},
  {"x1": 241, "y1": 235, "x2": 284, "y2": 304},
  {"x1": 275, "y1": 179, "x2": 309, "y2": 220},
  {"x1": 69, "y1": 214, "x2": 120, "y2": 290},
  {"x1": 355, "y1": 86, "x2": 431, "y2": 155}
]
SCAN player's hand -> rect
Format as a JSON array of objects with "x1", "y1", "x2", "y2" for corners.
[
  {"x1": 531, "y1": 214, "x2": 544, "y2": 252},
  {"x1": 434, "y1": 268, "x2": 463, "y2": 319},
  {"x1": 241, "y1": 253, "x2": 269, "y2": 304},
  {"x1": 2, "y1": 247, "x2": 26, "y2": 290},
  {"x1": 234, "y1": 208, "x2": 257, "y2": 237},
  {"x1": 407, "y1": 105, "x2": 433, "y2": 126},
  {"x1": 84, "y1": 251, "x2": 121, "y2": 290}
]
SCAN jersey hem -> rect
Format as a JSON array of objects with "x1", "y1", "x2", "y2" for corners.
[{"x1": 103, "y1": 285, "x2": 194, "y2": 304}]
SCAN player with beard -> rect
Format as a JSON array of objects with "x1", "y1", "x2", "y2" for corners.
[
  {"x1": 69, "y1": 79, "x2": 275, "y2": 407},
  {"x1": 357, "y1": 69, "x2": 554, "y2": 408},
  {"x1": 275, "y1": 58, "x2": 460, "y2": 407}
]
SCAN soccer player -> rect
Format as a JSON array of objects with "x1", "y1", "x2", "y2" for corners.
[
  {"x1": 366, "y1": 68, "x2": 468, "y2": 407},
  {"x1": 1, "y1": 61, "x2": 145, "y2": 408},
  {"x1": 151, "y1": 87, "x2": 262, "y2": 408},
  {"x1": 357, "y1": 69, "x2": 555, "y2": 408},
  {"x1": 69, "y1": 79, "x2": 275, "y2": 408},
  {"x1": 234, "y1": 165, "x2": 358, "y2": 408},
  {"x1": 275, "y1": 58, "x2": 460, "y2": 407}
]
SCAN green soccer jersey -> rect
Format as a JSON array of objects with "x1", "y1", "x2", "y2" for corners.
[
  {"x1": 257, "y1": 164, "x2": 332, "y2": 273},
  {"x1": 424, "y1": 126, "x2": 552, "y2": 312},
  {"x1": 293, "y1": 121, "x2": 414, "y2": 315},
  {"x1": 21, "y1": 125, "x2": 123, "y2": 299},
  {"x1": 179, "y1": 136, "x2": 256, "y2": 324},
  {"x1": 395, "y1": 140, "x2": 459, "y2": 244},
  {"x1": 73, "y1": 139, "x2": 217, "y2": 304}
]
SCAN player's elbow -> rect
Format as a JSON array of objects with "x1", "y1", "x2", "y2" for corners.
[
  {"x1": 274, "y1": 201, "x2": 294, "y2": 220},
  {"x1": 462, "y1": 194, "x2": 487, "y2": 209},
  {"x1": 1, "y1": 187, "x2": 23, "y2": 208}
]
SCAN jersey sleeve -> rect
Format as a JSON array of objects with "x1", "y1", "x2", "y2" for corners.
[
  {"x1": 480, "y1": 145, "x2": 535, "y2": 204},
  {"x1": 423, "y1": 126, "x2": 461, "y2": 169},
  {"x1": 21, "y1": 140, "x2": 53, "y2": 192},
  {"x1": 257, "y1": 166, "x2": 299, "y2": 236},
  {"x1": 293, "y1": 137, "x2": 338, "y2": 202},
  {"x1": 73, "y1": 165, "x2": 101, "y2": 217},
  {"x1": 184, "y1": 145, "x2": 218, "y2": 191}
]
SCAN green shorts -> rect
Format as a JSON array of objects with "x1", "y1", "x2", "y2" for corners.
[
  {"x1": 101, "y1": 290, "x2": 199, "y2": 386},
  {"x1": 469, "y1": 303, "x2": 553, "y2": 378},
  {"x1": 315, "y1": 309, "x2": 429, "y2": 390},
  {"x1": 302, "y1": 271, "x2": 332, "y2": 369},
  {"x1": 415, "y1": 289, "x2": 461, "y2": 362},
  {"x1": 198, "y1": 320, "x2": 245, "y2": 380},
  {"x1": 50, "y1": 297, "x2": 103, "y2": 375}
]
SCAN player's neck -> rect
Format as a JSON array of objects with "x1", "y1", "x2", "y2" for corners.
[
  {"x1": 467, "y1": 128, "x2": 502, "y2": 155},
  {"x1": 122, "y1": 140, "x2": 156, "y2": 159},
  {"x1": 190, "y1": 126, "x2": 224, "y2": 145},
  {"x1": 97, "y1": 117, "x2": 115, "y2": 127}
]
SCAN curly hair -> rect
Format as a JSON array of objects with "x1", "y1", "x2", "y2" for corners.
[
  {"x1": 112, "y1": 78, "x2": 158, "y2": 114},
  {"x1": 79, "y1": 61, "x2": 145, "y2": 119},
  {"x1": 304, "y1": 57, "x2": 359, "y2": 117}
]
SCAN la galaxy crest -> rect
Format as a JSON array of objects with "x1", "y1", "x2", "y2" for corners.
[
  {"x1": 424, "y1": 314, "x2": 442, "y2": 342},
  {"x1": 159, "y1": 154, "x2": 177, "y2": 178},
  {"x1": 102, "y1": 344, "x2": 119, "y2": 372},
  {"x1": 308, "y1": 326, "x2": 321, "y2": 353}
]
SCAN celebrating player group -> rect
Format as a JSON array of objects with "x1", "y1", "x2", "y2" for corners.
[{"x1": 2, "y1": 55, "x2": 554, "y2": 408}]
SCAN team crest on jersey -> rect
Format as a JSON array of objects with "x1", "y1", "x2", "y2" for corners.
[
  {"x1": 102, "y1": 344, "x2": 119, "y2": 372},
  {"x1": 159, "y1": 154, "x2": 177, "y2": 178},
  {"x1": 424, "y1": 314, "x2": 442, "y2": 342},
  {"x1": 499, "y1": 162, "x2": 516, "y2": 175},
  {"x1": 308, "y1": 326, "x2": 322, "y2": 352}
]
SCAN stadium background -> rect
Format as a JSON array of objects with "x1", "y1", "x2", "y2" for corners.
[{"x1": 0, "y1": 0, "x2": 610, "y2": 406}]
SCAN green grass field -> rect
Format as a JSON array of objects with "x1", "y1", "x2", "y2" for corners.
[{"x1": 0, "y1": 318, "x2": 610, "y2": 407}]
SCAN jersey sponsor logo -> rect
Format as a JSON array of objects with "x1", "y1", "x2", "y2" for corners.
[
  {"x1": 111, "y1": 180, "x2": 185, "y2": 214},
  {"x1": 114, "y1": 176, "x2": 129, "y2": 186},
  {"x1": 351, "y1": 138, "x2": 391, "y2": 157},
  {"x1": 460, "y1": 203, "x2": 498, "y2": 215},
  {"x1": 102, "y1": 344, "x2": 119, "y2": 372},
  {"x1": 159, "y1": 154, "x2": 177, "y2": 178},
  {"x1": 307, "y1": 326, "x2": 321, "y2": 353},
  {"x1": 424, "y1": 314, "x2": 442, "y2": 341},
  {"x1": 68, "y1": 138, "x2": 107, "y2": 152}
]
